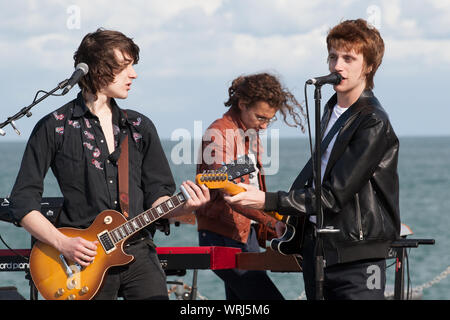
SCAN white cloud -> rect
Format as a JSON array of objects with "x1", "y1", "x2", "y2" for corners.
[
  {"x1": 381, "y1": 0, "x2": 423, "y2": 37},
  {"x1": 1, "y1": 0, "x2": 450, "y2": 138},
  {"x1": 385, "y1": 36, "x2": 450, "y2": 69},
  {"x1": 1, "y1": 0, "x2": 449, "y2": 75}
]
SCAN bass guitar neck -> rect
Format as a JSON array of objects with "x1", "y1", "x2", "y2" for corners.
[{"x1": 195, "y1": 172, "x2": 286, "y2": 222}]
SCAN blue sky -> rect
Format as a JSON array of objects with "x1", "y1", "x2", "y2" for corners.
[{"x1": 1, "y1": 0, "x2": 449, "y2": 140}]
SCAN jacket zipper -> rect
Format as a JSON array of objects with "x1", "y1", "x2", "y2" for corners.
[{"x1": 355, "y1": 194, "x2": 364, "y2": 240}]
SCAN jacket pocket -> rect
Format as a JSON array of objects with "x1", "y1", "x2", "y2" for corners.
[{"x1": 355, "y1": 194, "x2": 364, "y2": 240}]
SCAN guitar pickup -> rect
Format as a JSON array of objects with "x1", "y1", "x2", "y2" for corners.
[{"x1": 98, "y1": 230, "x2": 116, "y2": 254}]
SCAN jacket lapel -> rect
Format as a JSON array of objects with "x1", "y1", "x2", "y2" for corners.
[
  {"x1": 321, "y1": 94, "x2": 335, "y2": 138},
  {"x1": 322, "y1": 90, "x2": 376, "y2": 179}
]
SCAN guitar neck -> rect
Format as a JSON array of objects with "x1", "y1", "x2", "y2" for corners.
[
  {"x1": 196, "y1": 173, "x2": 287, "y2": 223},
  {"x1": 195, "y1": 174, "x2": 246, "y2": 196},
  {"x1": 109, "y1": 192, "x2": 187, "y2": 244},
  {"x1": 221, "y1": 181, "x2": 247, "y2": 196}
]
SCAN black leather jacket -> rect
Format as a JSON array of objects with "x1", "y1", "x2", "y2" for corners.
[{"x1": 265, "y1": 90, "x2": 400, "y2": 266}]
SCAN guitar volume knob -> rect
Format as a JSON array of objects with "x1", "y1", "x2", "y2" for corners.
[
  {"x1": 80, "y1": 286, "x2": 89, "y2": 295},
  {"x1": 55, "y1": 288, "x2": 65, "y2": 297}
]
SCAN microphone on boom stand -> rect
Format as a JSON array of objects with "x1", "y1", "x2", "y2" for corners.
[
  {"x1": 0, "y1": 63, "x2": 89, "y2": 136},
  {"x1": 305, "y1": 72, "x2": 342, "y2": 300},
  {"x1": 306, "y1": 72, "x2": 342, "y2": 86},
  {"x1": 61, "y1": 63, "x2": 89, "y2": 95}
]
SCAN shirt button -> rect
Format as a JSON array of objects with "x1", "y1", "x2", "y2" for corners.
[
  {"x1": 100, "y1": 139, "x2": 104, "y2": 143},
  {"x1": 114, "y1": 201, "x2": 118, "y2": 205},
  {"x1": 109, "y1": 180, "x2": 114, "y2": 184},
  {"x1": 106, "y1": 159, "x2": 110, "y2": 163}
]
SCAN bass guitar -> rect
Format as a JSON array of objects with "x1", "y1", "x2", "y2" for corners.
[
  {"x1": 195, "y1": 172, "x2": 305, "y2": 255},
  {"x1": 270, "y1": 215, "x2": 305, "y2": 255}
]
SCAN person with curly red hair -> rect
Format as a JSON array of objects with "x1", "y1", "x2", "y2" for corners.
[{"x1": 196, "y1": 72, "x2": 306, "y2": 300}]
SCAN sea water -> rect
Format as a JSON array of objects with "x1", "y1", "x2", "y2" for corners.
[{"x1": 0, "y1": 137, "x2": 448, "y2": 300}]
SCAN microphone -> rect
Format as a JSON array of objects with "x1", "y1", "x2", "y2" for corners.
[
  {"x1": 306, "y1": 72, "x2": 342, "y2": 86},
  {"x1": 61, "y1": 63, "x2": 89, "y2": 95}
]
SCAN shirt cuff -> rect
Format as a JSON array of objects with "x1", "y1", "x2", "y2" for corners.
[{"x1": 264, "y1": 192, "x2": 279, "y2": 212}]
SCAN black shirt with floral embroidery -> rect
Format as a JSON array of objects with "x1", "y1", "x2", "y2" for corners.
[{"x1": 9, "y1": 92, "x2": 175, "y2": 232}]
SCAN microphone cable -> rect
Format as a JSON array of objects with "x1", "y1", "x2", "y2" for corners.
[{"x1": 304, "y1": 82, "x2": 315, "y2": 179}]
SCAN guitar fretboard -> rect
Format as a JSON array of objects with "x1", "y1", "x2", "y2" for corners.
[{"x1": 109, "y1": 192, "x2": 186, "y2": 244}]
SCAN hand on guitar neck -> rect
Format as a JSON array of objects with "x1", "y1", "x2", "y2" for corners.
[{"x1": 195, "y1": 172, "x2": 286, "y2": 223}]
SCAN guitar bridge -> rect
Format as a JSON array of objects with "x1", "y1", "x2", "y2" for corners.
[{"x1": 97, "y1": 230, "x2": 116, "y2": 254}]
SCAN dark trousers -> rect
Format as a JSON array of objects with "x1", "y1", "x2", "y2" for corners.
[
  {"x1": 301, "y1": 222, "x2": 386, "y2": 300},
  {"x1": 94, "y1": 238, "x2": 169, "y2": 300},
  {"x1": 198, "y1": 227, "x2": 284, "y2": 300}
]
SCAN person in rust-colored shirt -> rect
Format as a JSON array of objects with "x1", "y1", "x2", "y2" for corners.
[{"x1": 196, "y1": 72, "x2": 306, "y2": 300}]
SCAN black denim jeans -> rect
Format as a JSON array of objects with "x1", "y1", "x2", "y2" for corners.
[
  {"x1": 301, "y1": 222, "x2": 386, "y2": 300},
  {"x1": 94, "y1": 238, "x2": 168, "y2": 300}
]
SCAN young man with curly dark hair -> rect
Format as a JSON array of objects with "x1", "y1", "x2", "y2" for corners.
[
  {"x1": 196, "y1": 72, "x2": 306, "y2": 300},
  {"x1": 223, "y1": 19, "x2": 400, "y2": 300},
  {"x1": 9, "y1": 28, "x2": 210, "y2": 300}
]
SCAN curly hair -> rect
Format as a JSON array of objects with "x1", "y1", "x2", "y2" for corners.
[
  {"x1": 326, "y1": 19, "x2": 384, "y2": 90},
  {"x1": 224, "y1": 73, "x2": 306, "y2": 131},
  {"x1": 73, "y1": 28, "x2": 140, "y2": 99}
]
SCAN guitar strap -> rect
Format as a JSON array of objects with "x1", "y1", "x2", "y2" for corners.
[{"x1": 117, "y1": 127, "x2": 130, "y2": 219}]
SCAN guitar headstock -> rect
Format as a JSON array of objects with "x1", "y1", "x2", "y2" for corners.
[
  {"x1": 196, "y1": 172, "x2": 229, "y2": 189},
  {"x1": 196, "y1": 172, "x2": 246, "y2": 196},
  {"x1": 216, "y1": 155, "x2": 256, "y2": 181},
  {"x1": 196, "y1": 156, "x2": 256, "y2": 195}
]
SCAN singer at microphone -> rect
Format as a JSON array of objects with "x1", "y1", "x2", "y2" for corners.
[
  {"x1": 61, "y1": 62, "x2": 89, "y2": 95},
  {"x1": 306, "y1": 72, "x2": 342, "y2": 86},
  {"x1": 217, "y1": 19, "x2": 399, "y2": 301},
  {"x1": 8, "y1": 28, "x2": 211, "y2": 301}
]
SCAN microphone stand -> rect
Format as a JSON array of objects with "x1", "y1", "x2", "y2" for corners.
[
  {"x1": 311, "y1": 84, "x2": 340, "y2": 300},
  {"x1": 0, "y1": 79, "x2": 68, "y2": 136},
  {"x1": 313, "y1": 84, "x2": 325, "y2": 300}
]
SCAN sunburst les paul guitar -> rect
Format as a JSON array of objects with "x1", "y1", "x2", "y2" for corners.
[
  {"x1": 195, "y1": 172, "x2": 305, "y2": 256},
  {"x1": 29, "y1": 190, "x2": 190, "y2": 300},
  {"x1": 29, "y1": 158, "x2": 255, "y2": 300}
]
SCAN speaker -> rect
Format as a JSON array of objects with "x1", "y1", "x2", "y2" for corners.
[{"x1": 0, "y1": 197, "x2": 63, "y2": 225}]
